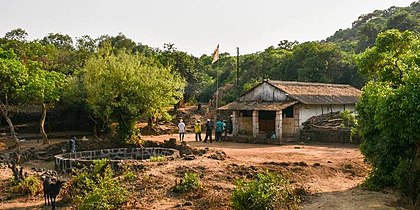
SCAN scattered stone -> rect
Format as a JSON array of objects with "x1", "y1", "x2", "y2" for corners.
[
  {"x1": 327, "y1": 161, "x2": 333, "y2": 163},
  {"x1": 183, "y1": 155, "x2": 195, "y2": 160},
  {"x1": 293, "y1": 161, "x2": 308, "y2": 167},
  {"x1": 207, "y1": 151, "x2": 227, "y2": 160},
  {"x1": 312, "y1": 163, "x2": 322, "y2": 167},
  {"x1": 183, "y1": 201, "x2": 193, "y2": 206},
  {"x1": 294, "y1": 146, "x2": 301, "y2": 149}
]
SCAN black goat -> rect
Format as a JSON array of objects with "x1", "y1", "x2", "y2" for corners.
[{"x1": 41, "y1": 174, "x2": 65, "y2": 210}]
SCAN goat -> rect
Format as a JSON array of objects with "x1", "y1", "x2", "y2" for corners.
[
  {"x1": 48, "y1": 180, "x2": 66, "y2": 210},
  {"x1": 41, "y1": 172, "x2": 65, "y2": 210}
]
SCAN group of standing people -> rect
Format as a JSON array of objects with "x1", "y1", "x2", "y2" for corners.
[{"x1": 178, "y1": 118, "x2": 231, "y2": 143}]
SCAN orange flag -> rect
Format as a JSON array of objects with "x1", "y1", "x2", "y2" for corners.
[{"x1": 211, "y1": 44, "x2": 219, "y2": 64}]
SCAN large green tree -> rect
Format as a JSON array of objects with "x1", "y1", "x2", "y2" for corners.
[
  {"x1": 23, "y1": 64, "x2": 67, "y2": 144},
  {"x1": 0, "y1": 47, "x2": 28, "y2": 140},
  {"x1": 356, "y1": 29, "x2": 419, "y2": 206},
  {"x1": 83, "y1": 48, "x2": 185, "y2": 144}
]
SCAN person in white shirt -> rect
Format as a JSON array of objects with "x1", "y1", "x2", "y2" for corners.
[{"x1": 178, "y1": 119, "x2": 186, "y2": 141}]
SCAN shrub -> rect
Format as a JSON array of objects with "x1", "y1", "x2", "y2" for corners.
[
  {"x1": 339, "y1": 110, "x2": 356, "y2": 128},
  {"x1": 69, "y1": 159, "x2": 129, "y2": 210},
  {"x1": 12, "y1": 176, "x2": 41, "y2": 196},
  {"x1": 172, "y1": 172, "x2": 201, "y2": 193},
  {"x1": 149, "y1": 155, "x2": 166, "y2": 162},
  {"x1": 122, "y1": 167, "x2": 137, "y2": 182},
  {"x1": 231, "y1": 171, "x2": 299, "y2": 210}
]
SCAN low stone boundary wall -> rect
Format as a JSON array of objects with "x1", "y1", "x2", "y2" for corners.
[
  {"x1": 300, "y1": 128, "x2": 360, "y2": 143},
  {"x1": 55, "y1": 147, "x2": 179, "y2": 173}
]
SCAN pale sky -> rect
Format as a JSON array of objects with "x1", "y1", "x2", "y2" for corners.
[{"x1": 0, "y1": 0, "x2": 415, "y2": 56}]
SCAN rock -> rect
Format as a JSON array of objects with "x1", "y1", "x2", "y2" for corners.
[
  {"x1": 183, "y1": 155, "x2": 195, "y2": 160},
  {"x1": 207, "y1": 151, "x2": 227, "y2": 160},
  {"x1": 183, "y1": 201, "x2": 193, "y2": 206},
  {"x1": 312, "y1": 163, "x2": 322, "y2": 167}
]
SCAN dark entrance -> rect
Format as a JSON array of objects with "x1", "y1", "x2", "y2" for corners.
[{"x1": 258, "y1": 111, "x2": 275, "y2": 133}]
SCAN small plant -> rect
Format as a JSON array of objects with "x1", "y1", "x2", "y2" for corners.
[
  {"x1": 231, "y1": 171, "x2": 300, "y2": 210},
  {"x1": 69, "y1": 159, "x2": 129, "y2": 210},
  {"x1": 12, "y1": 176, "x2": 41, "y2": 196},
  {"x1": 339, "y1": 110, "x2": 356, "y2": 127},
  {"x1": 122, "y1": 167, "x2": 137, "y2": 182},
  {"x1": 172, "y1": 172, "x2": 202, "y2": 193},
  {"x1": 149, "y1": 155, "x2": 166, "y2": 162}
]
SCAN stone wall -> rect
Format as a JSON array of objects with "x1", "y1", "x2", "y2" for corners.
[
  {"x1": 300, "y1": 128, "x2": 360, "y2": 144},
  {"x1": 55, "y1": 147, "x2": 179, "y2": 173}
]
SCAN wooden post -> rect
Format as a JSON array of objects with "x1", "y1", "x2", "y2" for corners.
[
  {"x1": 252, "y1": 111, "x2": 259, "y2": 138},
  {"x1": 275, "y1": 110, "x2": 282, "y2": 143}
]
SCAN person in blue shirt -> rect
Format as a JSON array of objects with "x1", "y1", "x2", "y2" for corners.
[{"x1": 215, "y1": 119, "x2": 224, "y2": 142}]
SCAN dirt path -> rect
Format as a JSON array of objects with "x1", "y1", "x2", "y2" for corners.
[{"x1": 0, "y1": 134, "x2": 401, "y2": 209}]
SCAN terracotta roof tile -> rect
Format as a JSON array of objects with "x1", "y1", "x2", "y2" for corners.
[{"x1": 267, "y1": 80, "x2": 361, "y2": 104}]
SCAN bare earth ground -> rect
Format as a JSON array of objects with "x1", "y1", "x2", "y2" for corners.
[{"x1": 0, "y1": 134, "x2": 402, "y2": 210}]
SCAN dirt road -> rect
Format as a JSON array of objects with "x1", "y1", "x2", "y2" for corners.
[{"x1": 0, "y1": 134, "x2": 400, "y2": 209}]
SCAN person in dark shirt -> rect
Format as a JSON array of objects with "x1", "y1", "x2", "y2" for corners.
[{"x1": 204, "y1": 119, "x2": 213, "y2": 143}]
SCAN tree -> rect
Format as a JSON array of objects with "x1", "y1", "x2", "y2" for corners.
[
  {"x1": 4, "y1": 28, "x2": 28, "y2": 41},
  {"x1": 0, "y1": 47, "x2": 28, "y2": 139},
  {"x1": 83, "y1": 48, "x2": 185, "y2": 144},
  {"x1": 22, "y1": 64, "x2": 66, "y2": 144},
  {"x1": 41, "y1": 33, "x2": 74, "y2": 50},
  {"x1": 356, "y1": 30, "x2": 419, "y2": 206}
]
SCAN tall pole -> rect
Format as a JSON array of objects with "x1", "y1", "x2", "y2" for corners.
[
  {"x1": 216, "y1": 64, "x2": 218, "y2": 110},
  {"x1": 236, "y1": 47, "x2": 239, "y2": 86}
]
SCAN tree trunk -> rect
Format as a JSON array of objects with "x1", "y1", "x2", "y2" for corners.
[
  {"x1": 8, "y1": 145, "x2": 24, "y2": 182},
  {"x1": 147, "y1": 117, "x2": 153, "y2": 127},
  {"x1": 40, "y1": 103, "x2": 49, "y2": 144},
  {"x1": 0, "y1": 101, "x2": 18, "y2": 143}
]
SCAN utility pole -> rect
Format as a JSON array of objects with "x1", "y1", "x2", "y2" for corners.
[{"x1": 236, "y1": 47, "x2": 239, "y2": 86}]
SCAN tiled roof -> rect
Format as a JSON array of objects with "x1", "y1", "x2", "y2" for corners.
[
  {"x1": 218, "y1": 100, "x2": 298, "y2": 111},
  {"x1": 267, "y1": 80, "x2": 361, "y2": 104}
]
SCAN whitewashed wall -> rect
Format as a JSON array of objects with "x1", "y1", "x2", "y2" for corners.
[
  {"x1": 239, "y1": 83, "x2": 287, "y2": 102},
  {"x1": 298, "y1": 104, "x2": 355, "y2": 128}
]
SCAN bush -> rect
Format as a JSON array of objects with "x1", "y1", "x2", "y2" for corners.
[
  {"x1": 231, "y1": 171, "x2": 299, "y2": 210},
  {"x1": 172, "y1": 172, "x2": 201, "y2": 193},
  {"x1": 339, "y1": 110, "x2": 356, "y2": 127},
  {"x1": 122, "y1": 167, "x2": 137, "y2": 182},
  {"x1": 12, "y1": 176, "x2": 41, "y2": 196},
  {"x1": 69, "y1": 159, "x2": 129, "y2": 210},
  {"x1": 149, "y1": 155, "x2": 166, "y2": 162}
]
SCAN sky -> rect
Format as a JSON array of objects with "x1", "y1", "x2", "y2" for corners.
[{"x1": 0, "y1": 0, "x2": 416, "y2": 56}]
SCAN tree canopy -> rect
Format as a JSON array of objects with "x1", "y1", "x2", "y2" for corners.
[
  {"x1": 83, "y1": 48, "x2": 185, "y2": 143},
  {"x1": 356, "y1": 29, "x2": 419, "y2": 204}
]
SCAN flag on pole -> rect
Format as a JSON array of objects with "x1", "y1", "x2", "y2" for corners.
[{"x1": 211, "y1": 44, "x2": 219, "y2": 64}]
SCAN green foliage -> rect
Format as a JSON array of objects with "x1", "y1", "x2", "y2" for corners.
[
  {"x1": 12, "y1": 176, "x2": 41, "y2": 196},
  {"x1": 339, "y1": 110, "x2": 356, "y2": 127},
  {"x1": 172, "y1": 172, "x2": 202, "y2": 193},
  {"x1": 149, "y1": 155, "x2": 166, "y2": 162},
  {"x1": 0, "y1": 47, "x2": 28, "y2": 99},
  {"x1": 122, "y1": 169, "x2": 137, "y2": 182},
  {"x1": 23, "y1": 66, "x2": 67, "y2": 104},
  {"x1": 70, "y1": 159, "x2": 129, "y2": 210},
  {"x1": 83, "y1": 47, "x2": 185, "y2": 144},
  {"x1": 231, "y1": 171, "x2": 299, "y2": 210},
  {"x1": 327, "y1": 2, "x2": 420, "y2": 53},
  {"x1": 356, "y1": 30, "x2": 420, "y2": 204}
]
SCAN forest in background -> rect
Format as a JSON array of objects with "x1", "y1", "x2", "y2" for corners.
[{"x1": 0, "y1": 1, "x2": 419, "y2": 107}]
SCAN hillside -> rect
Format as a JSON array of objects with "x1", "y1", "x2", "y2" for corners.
[{"x1": 326, "y1": 1, "x2": 420, "y2": 53}]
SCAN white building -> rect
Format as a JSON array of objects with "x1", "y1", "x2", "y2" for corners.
[{"x1": 218, "y1": 80, "x2": 361, "y2": 143}]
